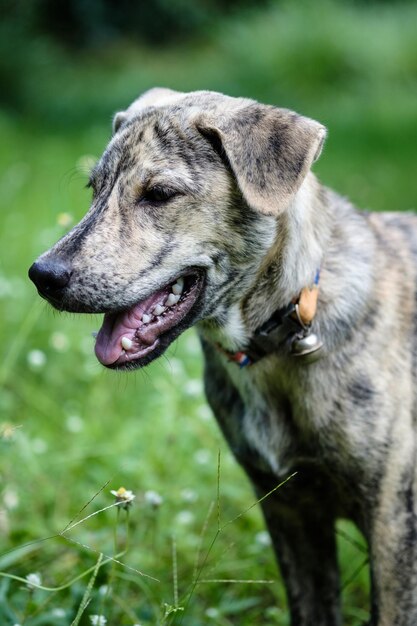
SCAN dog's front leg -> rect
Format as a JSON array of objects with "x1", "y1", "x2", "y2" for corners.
[
  {"x1": 202, "y1": 342, "x2": 341, "y2": 625},
  {"x1": 247, "y1": 466, "x2": 342, "y2": 626}
]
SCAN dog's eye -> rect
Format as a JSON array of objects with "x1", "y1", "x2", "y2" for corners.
[{"x1": 142, "y1": 186, "x2": 179, "y2": 204}]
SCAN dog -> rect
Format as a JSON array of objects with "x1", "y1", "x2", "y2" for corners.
[{"x1": 29, "y1": 88, "x2": 417, "y2": 626}]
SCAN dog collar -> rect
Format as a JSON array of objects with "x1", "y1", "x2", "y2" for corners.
[{"x1": 217, "y1": 269, "x2": 323, "y2": 367}]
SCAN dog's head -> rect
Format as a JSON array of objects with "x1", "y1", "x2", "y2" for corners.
[{"x1": 29, "y1": 88, "x2": 326, "y2": 369}]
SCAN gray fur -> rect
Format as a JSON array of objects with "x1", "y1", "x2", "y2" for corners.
[{"x1": 30, "y1": 88, "x2": 417, "y2": 626}]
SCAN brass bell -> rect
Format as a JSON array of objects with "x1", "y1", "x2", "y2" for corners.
[{"x1": 291, "y1": 331, "x2": 323, "y2": 363}]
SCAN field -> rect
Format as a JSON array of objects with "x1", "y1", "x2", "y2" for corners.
[{"x1": 1, "y1": 2, "x2": 416, "y2": 624}]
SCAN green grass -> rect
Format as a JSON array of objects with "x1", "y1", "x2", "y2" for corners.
[{"x1": 1, "y1": 1, "x2": 417, "y2": 623}]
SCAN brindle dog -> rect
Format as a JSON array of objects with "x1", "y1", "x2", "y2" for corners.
[{"x1": 29, "y1": 88, "x2": 417, "y2": 626}]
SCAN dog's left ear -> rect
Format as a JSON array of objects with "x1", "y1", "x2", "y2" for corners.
[{"x1": 196, "y1": 103, "x2": 326, "y2": 216}]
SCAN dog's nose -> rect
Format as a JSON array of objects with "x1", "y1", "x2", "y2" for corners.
[{"x1": 28, "y1": 258, "x2": 71, "y2": 295}]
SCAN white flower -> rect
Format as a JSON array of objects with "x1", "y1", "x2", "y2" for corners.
[
  {"x1": 184, "y1": 332, "x2": 200, "y2": 355},
  {"x1": 27, "y1": 350, "x2": 46, "y2": 370},
  {"x1": 144, "y1": 490, "x2": 163, "y2": 509},
  {"x1": 1, "y1": 422, "x2": 19, "y2": 441},
  {"x1": 3, "y1": 488, "x2": 19, "y2": 510},
  {"x1": 52, "y1": 608, "x2": 66, "y2": 618},
  {"x1": 65, "y1": 414, "x2": 84, "y2": 433},
  {"x1": 184, "y1": 379, "x2": 203, "y2": 397},
  {"x1": 26, "y1": 572, "x2": 41, "y2": 589},
  {"x1": 57, "y1": 212, "x2": 73, "y2": 228},
  {"x1": 175, "y1": 510, "x2": 195, "y2": 526},
  {"x1": 194, "y1": 449, "x2": 210, "y2": 465},
  {"x1": 205, "y1": 607, "x2": 220, "y2": 619},
  {"x1": 180, "y1": 488, "x2": 198, "y2": 503},
  {"x1": 89, "y1": 616, "x2": 107, "y2": 626},
  {"x1": 98, "y1": 584, "x2": 108, "y2": 596},
  {"x1": 32, "y1": 438, "x2": 48, "y2": 454},
  {"x1": 167, "y1": 357, "x2": 184, "y2": 377},
  {"x1": 50, "y1": 332, "x2": 69, "y2": 352},
  {"x1": 255, "y1": 530, "x2": 272, "y2": 547},
  {"x1": 76, "y1": 154, "x2": 97, "y2": 176},
  {"x1": 110, "y1": 487, "x2": 135, "y2": 509},
  {"x1": 197, "y1": 405, "x2": 212, "y2": 421}
]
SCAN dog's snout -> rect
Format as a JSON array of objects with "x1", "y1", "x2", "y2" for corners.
[{"x1": 28, "y1": 258, "x2": 71, "y2": 296}]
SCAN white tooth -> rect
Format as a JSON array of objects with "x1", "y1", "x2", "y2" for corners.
[
  {"x1": 91, "y1": 331, "x2": 98, "y2": 339},
  {"x1": 172, "y1": 278, "x2": 184, "y2": 295},
  {"x1": 121, "y1": 336, "x2": 133, "y2": 350},
  {"x1": 166, "y1": 293, "x2": 180, "y2": 306},
  {"x1": 153, "y1": 304, "x2": 165, "y2": 316},
  {"x1": 142, "y1": 314, "x2": 151, "y2": 324}
]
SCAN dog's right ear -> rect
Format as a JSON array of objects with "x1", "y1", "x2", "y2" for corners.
[
  {"x1": 112, "y1": 87, "x2": 184, "y2": 134},
  {"x1": 112, "y1": 111, "x2": 128, "y2": 134},
  {"x1": 195, "y1": 102, "x2": 326, "y2": 216}
]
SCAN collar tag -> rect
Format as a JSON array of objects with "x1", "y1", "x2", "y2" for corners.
[
  {"x1": 215, "y1": 269, "x2": 322, "y2": 367},
  {"x1": 216, "y1": 344, "x2": 253, "y2": 367},
  {"x1": 233, "y1": 352, "x2": 252, "y2": 368}
]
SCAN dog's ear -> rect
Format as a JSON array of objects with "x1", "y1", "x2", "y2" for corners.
[
  {"x1": 113, "y1": 87, "x2": 185, "y2": 134},
  {"x1": 113, "y1": 111, "x2": 129, "y2": 134},
  {"x1": 196, "y1": 103, "x2": 326, "y2": 216}
]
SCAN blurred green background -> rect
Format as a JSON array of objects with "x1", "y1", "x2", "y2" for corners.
[{"x1": 0, "y1": 1, "x2": 416, "y2": 624}]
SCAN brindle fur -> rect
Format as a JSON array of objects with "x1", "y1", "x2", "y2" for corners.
[{"x1": 31, "y1": 88, "x2": 417, "y2": 626}]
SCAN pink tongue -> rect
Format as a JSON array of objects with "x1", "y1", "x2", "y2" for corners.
[{"x1": 94, "y1": 288, "x2": 167, "y2": 365}]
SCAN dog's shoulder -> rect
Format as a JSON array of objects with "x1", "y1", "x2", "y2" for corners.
[{"x1": 366, "y1": 210, "x2": 417, "y2": 254}]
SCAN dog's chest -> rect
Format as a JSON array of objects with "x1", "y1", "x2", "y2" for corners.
[
  {"x1": 225, "y1": 359, "x2": 311, "y2": 477},
  {"x1": 223, "y1": 356, "x2": 375, "y2": 482}
]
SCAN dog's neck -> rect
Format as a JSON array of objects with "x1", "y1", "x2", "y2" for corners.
[
  {"x1": 203, "y1": 175, "x2": 329, "y2": 350},
  {"x1": 244, "y1": 174, "x2": 331, "y2": 326},
  {"x1": 200, "y1": 173, "x2": 373, "y2": 356}
]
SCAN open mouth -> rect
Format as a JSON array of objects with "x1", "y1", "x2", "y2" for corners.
[{"x1": 94, "y1": 271, "x2": 205, "y2": 369}]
